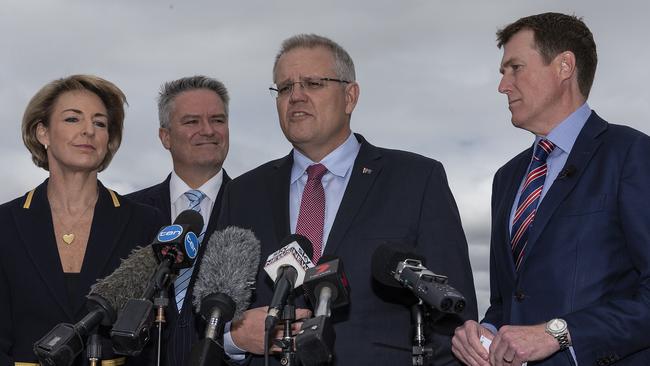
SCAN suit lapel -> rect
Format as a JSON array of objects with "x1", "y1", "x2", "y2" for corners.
[
  {"x1": 271, "y1": 154, "x2": 293, "y2": 247},
  {"x1": 184, "y1": 170, "x2": 232, "y2": 311},
  {"x1": 521, "y1": 113, "x2": 606, "y2": 269},
  {"x1": 74, "y1": 182, "x2": 132, "y2": 315},
  {"x1": 15, "y1": 180, "x2": 74, "y2": 319},
  {"x1": 157, "y1": 175, "x2": 173, "y2": 221},
  {"x1": 324, "y1": 134, "x2": 382, "y2": 257},
  {"x1": 203, "y1": 170, "x2": 231, "y2": 240},
  {"x1": 499, "y1": 151, "x2": 532, "y2": 276}
]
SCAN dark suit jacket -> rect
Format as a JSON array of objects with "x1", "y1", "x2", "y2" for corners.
[
  {"x1": 483, "y1": 112, "x2": 650, "y2": 365},
  {"x1": 218, "y1": 134, "x2": 478, "y2": 365},
  {"x1": 0, "y1": 179, "x2": 164, "y2": 365},
  {"x1": 126, "y1": 170, "x2": 230, "y2": 366}
]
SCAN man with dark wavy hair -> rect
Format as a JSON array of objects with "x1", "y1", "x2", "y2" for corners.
[{"x1": 452, "y1": 12, "x2": 650, "y2": 366}]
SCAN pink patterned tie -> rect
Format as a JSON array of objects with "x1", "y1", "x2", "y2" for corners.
[{"x1": 296, "y1": 163, "x2": 328, "y2": 263}]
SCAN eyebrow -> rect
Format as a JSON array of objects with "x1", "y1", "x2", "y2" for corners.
[
  {"x1": 181, "y1": 113, "x2": 227, "y2": 119},
  {"x1": 62, "y1": 108, "x2": 108, "y2": 118}
]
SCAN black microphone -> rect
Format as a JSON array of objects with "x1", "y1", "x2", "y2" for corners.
[
  {"x1": 296, "y1": 257, "x2": 350, "y2": 366},
  {"x1": 187, "y1": 227, "x2": 261, "y2": 366},
  {"x1": 558, "y1": 164, "x2": 577, "y2": 180},
  {"x1": 264, "y1": 234, "x2": 315, "y2": 331},
  {"x1": 34, "y1": 245, "x2": 159, "y2": 366},
  {"x1": 371, "y1": 243, "x2": 466, "y2": 314},
  {"x1": 303, "y1": 257, "x2": 350, "y2": 317},
  {"x1": 111, "y1": 210, "x2": 204, "y2": 355},
  {"x1": 150, "y1": 209, "x2": 204, "y2": 272}
]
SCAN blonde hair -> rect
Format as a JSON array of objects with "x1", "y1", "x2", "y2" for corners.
[{"x1": 22, "y1": 74, "x2": 127, "y2": 171}]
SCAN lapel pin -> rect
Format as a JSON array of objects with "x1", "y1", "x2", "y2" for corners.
[{"x1": 362, "y1": 167, "x2": 373, "y2": 175}]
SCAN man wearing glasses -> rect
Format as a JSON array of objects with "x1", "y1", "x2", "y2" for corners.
[{"x1": 217, "y1": 34, "x2": 477, "y2": 365}]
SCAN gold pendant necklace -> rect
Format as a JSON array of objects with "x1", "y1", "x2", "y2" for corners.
[{"x1": 52, "y1": 193, "x2": 98, "y2": 245}]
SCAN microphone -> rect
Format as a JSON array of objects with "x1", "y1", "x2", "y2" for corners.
[
  {"x1": 34, "y1": 245, "x2": 158, "y2": 366},
  {"x1": 111, "y1": 209, "x2": 204, "y2": 355},
  {"x1": 296, "y1": 257, "x2": 350, "y2": 366},
  {"x1": 558, "y1": 164, "x2": 577, "y2": 180},
  {"x1": 303, "y1": 257, "x2": 350, "y2": 317},
  {"x1": 371, "y1": 243, "x2": 466, "y2": 314},
  {"x1": 151, "y1": 209, "x2": 204, "y2": 272},
  {"x1": 264, "y1": 234, "x2": 314, "y2": 330},
  {"x1": 187, "y1": 227, "x2": 261, "y2": 366}
]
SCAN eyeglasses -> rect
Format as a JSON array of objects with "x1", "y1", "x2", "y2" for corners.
[{"x1": 269, "y1": 77, "x2": 350, "y2": 98}]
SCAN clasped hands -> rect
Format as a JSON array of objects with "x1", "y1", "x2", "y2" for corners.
[{"x1": 451, "y1": 320, "x2": 561, "y2": 366}]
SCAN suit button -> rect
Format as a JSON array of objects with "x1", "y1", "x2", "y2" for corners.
[{"x1": 514, "y1": 291, "x2": 525, "y2": 302}]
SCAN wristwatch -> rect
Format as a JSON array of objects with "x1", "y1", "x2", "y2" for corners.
[{"x1": 545, "y1": 318, "x2": 571, "y2": 350}]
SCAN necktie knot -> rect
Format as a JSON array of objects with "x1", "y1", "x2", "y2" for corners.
[
  {"x1": 184, "y1": 189, "x2": 206, "y2": 211},
  {"x1": 534, "y1": 139, "x2": 555, "y2": 163},
  {"x1": 306, "y1": 163, "x2": 328, "y2": 182}
]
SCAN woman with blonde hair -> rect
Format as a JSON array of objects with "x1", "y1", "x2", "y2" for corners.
[{"x1": 0, "y1": 75, "x2": 163, "y2": 365}]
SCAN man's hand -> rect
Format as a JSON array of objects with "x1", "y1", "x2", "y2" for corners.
[
  {"x1": 230, "y1": 306, "x2": 312, "y2": 355},
  {"x1": 488, "y1": 324, "x2": 560, "y2": 366},
  {"x1": 452, "y1": 320, "x2": 493, "y2": 366}
]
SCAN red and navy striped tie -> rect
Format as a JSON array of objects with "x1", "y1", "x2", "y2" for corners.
[{"x1": 511, "y1": 139, "x2": 555, "y2": 271}]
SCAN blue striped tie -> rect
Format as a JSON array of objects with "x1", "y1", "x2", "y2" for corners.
[
  {"x1": 511, "y1": 139, "x2": 555, "y2": 271},
  {"x1": 174, "y1": 189, "x2": 206, "y2": 312}
]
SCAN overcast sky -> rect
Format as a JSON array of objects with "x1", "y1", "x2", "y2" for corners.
[{"x1": 2, "y1": 0, "x2": 649, "y2": 315}]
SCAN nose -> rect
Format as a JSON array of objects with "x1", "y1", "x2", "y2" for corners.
[
  {"x1": 498, "y1": 74, "x2": 511, "y2": 95},
  {"x1": 289, "y1": 82, "x2": 308, "y2": 102},
  {"x1": 198, "y1": 118, "x2": 216, "y2": 135},
  {"x1": 81, "y1": 118, "x2": 95, "y2": 136}
]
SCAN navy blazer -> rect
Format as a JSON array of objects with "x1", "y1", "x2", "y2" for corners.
[
  {"x1": 0, "y1": 179, "x2": 164, "y2": 365},
  {"x1": 126, "y1": 171, "x2": 230, "y2": 366},
  {"x1": 483, "y1": 112, "x2": 650, "y2": 365},
  {"x1": 218, "y1": 134, "x2": 478, "y2": 365}
]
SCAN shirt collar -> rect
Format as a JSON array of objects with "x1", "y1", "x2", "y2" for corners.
[
  {"x1": 291, "y1": 132, "x2": 361, "y2": 184},
  {"x1": 536, "y1": 102, "x2": 591, "y2": 154},
  {"x1": 169, "y1": 169, "x2": 224, "y2": 204}
]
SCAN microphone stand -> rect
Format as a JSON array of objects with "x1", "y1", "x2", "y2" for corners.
[
  {"x1": 411, "y1": 300, "x2": 433, "y2": 366},
  {"x1": 153, "y1": 288, "x2": 169, "y2": 366},
  {"x1": 277, "y1": 295, "x2": 297, "y2": 366},
  {"x1": 86, "y1": 332, "x2": 102, "y2": 366}
]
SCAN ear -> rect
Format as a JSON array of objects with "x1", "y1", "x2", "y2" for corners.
[
  {"x1": 36, "y1": 122, "x2": 50, "y2": 147},
  {"x1": 557, "y1": 51, "x2": 576, "y2": 81},
  {"x1": 344, "y1": 82, "x2": 360, "y2": 115},
  {"x1": 159, "y1": 127, "x2": 171, "y2": 150}
]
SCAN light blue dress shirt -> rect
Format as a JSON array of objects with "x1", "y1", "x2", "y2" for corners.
[{"x1": 289, "y1": 133, "x2": 361, "y2": 254}]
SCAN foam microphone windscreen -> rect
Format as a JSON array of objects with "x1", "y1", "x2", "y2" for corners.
[
  {"x1": 192, "y1": 226, "x2": 261, "y2": 321},
  {"x1": 370, "y1": 243, "x2": 425, "y2": 287},
  {"x1": 88, "y1": 245, "x2": 158, "y2": 311}
]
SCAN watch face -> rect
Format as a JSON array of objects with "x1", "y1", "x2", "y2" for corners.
[{"x1": 548, "y1": 318, "x2": 567, "y2": 333}]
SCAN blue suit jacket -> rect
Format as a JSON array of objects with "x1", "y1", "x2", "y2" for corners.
[
  {"x1": 126, "y1": 171, "x2": 230, "y2": 366},
  {"x1": 217, "y1": 134, "x2": 478, "y2": 365},
  {"x1": 483, "y1": 112, "x2": 650, "y2": 365},
  {"x1": 0, "y1": 180, "x2": 163, "y2": 365}
]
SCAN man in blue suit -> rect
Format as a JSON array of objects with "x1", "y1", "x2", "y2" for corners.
[
  {"x1": 218, "y1": 34, "x2": 478, "y2": 365},
  {"x1": 452, "y1": 12, "x2": 650, "y2": 366},
  {"x1": 128, "y1": 75, "x2": 231, "y2": 366}
]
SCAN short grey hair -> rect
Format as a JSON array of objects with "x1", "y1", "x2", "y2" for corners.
[
  {"x1": 158, "y1": 75, "x2": 230, "y2": 128},
  {"x1": 272, "y1": 34, "x2": 356, "y2": 83}
]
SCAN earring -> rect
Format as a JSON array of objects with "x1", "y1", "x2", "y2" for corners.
[{"x1": 44, "y1": 144, "x2": 48, "y2": 150}]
